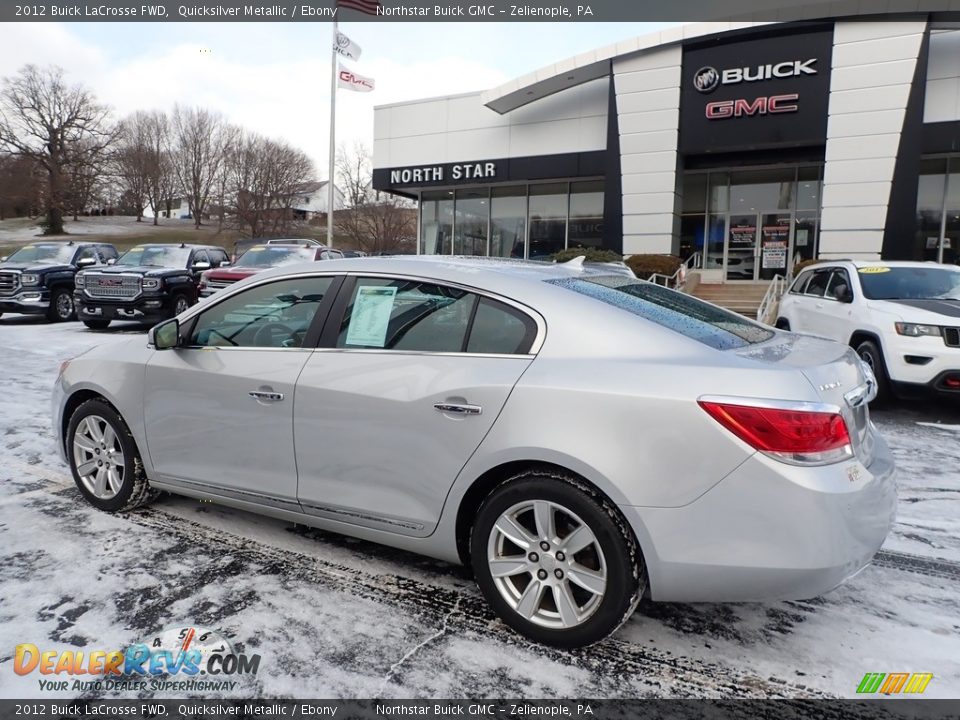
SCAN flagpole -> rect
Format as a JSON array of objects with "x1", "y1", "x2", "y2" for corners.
[{"x1": 326, "y1": 18, "x2": 338, "y2": 248}]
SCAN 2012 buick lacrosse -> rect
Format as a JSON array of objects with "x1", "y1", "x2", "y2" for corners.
[{"x1": 53, "y1": 256, "x2": 896, "y2": 647}]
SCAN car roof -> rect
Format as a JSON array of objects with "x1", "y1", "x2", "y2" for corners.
[
  {"x1": 126, "y1": 243, "x2": 221, "y2": 250},
  {"x1": 801, "y1": 259, "x2": 960, "y2": 270}
]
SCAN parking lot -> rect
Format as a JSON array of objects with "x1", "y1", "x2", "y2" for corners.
[{"x1": 1, "y1": 315, "x2": 959, "y2": 699}]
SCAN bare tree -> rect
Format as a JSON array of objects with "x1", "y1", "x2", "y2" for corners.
[
  {"x1": 0, "y1": 153, "x2": 42, "y2": 220},
  {"x1": 170, "y1": 105, "x2": 229, "y2": 229},
  {"x1": 142, "y1": 111, "x2": 176, "y2": 226},
  {"x1": 227, "y1": 130, "x2": 314, "y2": 238},
  {"x1": 0, "y1": 65, "x2": 114, "y2": 234},
  {"x1": 64, "y1": 136, "x2": 110, "y2": 220},
  {"x1": 113, "y1": 112, "x2": 154, "y2": 221},
  {"x1": 335, "y1": 141, "x2": 416, "y2": 254}
]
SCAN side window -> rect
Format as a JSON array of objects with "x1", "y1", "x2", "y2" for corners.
[
  {"x1": 210, "y1": 249, "x2": 228, "y2": 267},
  {"x1": 192, "y1": 250, "x2": 210, "y2": 268},
  {"x1": 75, "y1": 247, "x2": 99, "y2": 265},
  {"x1": 804, "y1": 270, "x2": 831, "y2": 298},
  {"x1": 790, "y1": 271, "x2": 812, "y2": 294},
  {"x1": 826, "y1": 269, "x2": 851, "y2": 301},
  {"x1": 189, "y1": 276, "x2": 334, "y2": 348},
  {"x1": 466, "y1": 298, "x2": 537, "y2": 355},
  {"x1": 336, "y1": 278, "x2": 475, "y2": 352},
  {"x1": 99, "y1": 246, "x2": 118, "y2": 262}
]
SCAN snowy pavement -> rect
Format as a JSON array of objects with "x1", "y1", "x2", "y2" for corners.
[{"x1": 1, "y1": 316, "x2": 959, "y2": 700}]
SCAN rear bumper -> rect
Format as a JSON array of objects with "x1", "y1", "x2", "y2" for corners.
[{"x1": 625, "y1": 434, "x2": 896, "y2": 602}]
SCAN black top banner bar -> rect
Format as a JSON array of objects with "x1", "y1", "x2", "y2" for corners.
[{"x1": 2, "y1": 0, "x2": 959, "y2": 22}]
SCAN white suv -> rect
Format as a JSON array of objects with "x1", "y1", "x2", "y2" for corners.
[{"x1": 776, "y1": 260, "x2": 960, "y2": 401}]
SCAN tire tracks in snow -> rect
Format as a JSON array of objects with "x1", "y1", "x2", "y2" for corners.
[{"x1": 7, "y1": 460, "x2": 825, "y2": 698}]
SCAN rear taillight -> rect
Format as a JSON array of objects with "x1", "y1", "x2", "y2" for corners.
[{"x1": 699, "y1": 399, "x2": 853, "y2": 466}]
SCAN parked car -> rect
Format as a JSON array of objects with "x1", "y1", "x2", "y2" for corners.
[
  {"x1": 75, "y1": 243, "x2": 229, "y2": 330},
  {"x1": 0, "y1": 241, "x2": 119, "y2": 322},
  {"x1": 232, "y1": 238, "x2": 320, "y2": 263},
  {"x1": 200, "y1": 243, "x2": 335, "y2": 298},
  {"x1": 776, "y1": 260, "x2": 960, "y2": 401},
  {"x1": 54, "y1": 256, "x2": 894, "y2": 647}
]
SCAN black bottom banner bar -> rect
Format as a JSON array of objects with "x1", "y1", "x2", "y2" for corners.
[{"x1": 2, "y1": 700, "x2": 958, "y2": 720}]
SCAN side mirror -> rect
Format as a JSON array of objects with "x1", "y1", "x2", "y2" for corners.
[
  {"x1": 219, "y1": 260, "x2": 231, "y2": 267},
  {"x1": 833, "y1": 285, "x2": 853, "y2": 303},
  {"x1": 0, "y1": 256, "x2": 7, "y2": 262},
  {"x1": 149, "y1": 319, "x2": 180, "y2": 350},
  {"x1": 77, "y1": 257, "x2": 97, "y2": 267},
  {"x1": 106, "y1": 258, "x2": 117, "y2": 265},
  {"x1": 192, "y1": 261, "x2": 211, "y2": 271}
]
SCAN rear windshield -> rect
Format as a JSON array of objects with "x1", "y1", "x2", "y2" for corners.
[
  {"x1": 235, "y1": 246, "x2": 315, "y2": 268},
  {"x1": 548, "y1": 276, "x2": 774, "y2": 350}
]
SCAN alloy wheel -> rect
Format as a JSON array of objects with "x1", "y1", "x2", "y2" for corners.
[
  {"x1": 487, "y1": 500, "x2": 607, "y2": 629},
  {"x1": 174, "y1": 296, "x2": 190, "y2": 315},
  {"x1": 56, "y1": 292, "x2": 74, "y2": 320},
  {"x1": 72, "y1": 415, "x2": 125, "y2": 500}
]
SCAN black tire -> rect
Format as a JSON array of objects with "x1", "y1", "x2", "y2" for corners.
[
  {"x1": 66, "y1": 399, "x2": 157, "y2": 512},
  {"x1": 856, "y1": 339, "x2": 891, "y2": 404},
  {"x1": 170, "y1": 292, "x2": 192, "y2": 318},
  {"x1": 775, "y1": 318, "x2": 791, "y2": 330},
  {"x1": 83, "y1": 319, "x2": 111, "y2": 330},
  {"x1": 47, "y1": 287, "x2": 75, "y2": 322},
  {"x1": 471, "y1": 469, "x2": 645, "y2": 648}
]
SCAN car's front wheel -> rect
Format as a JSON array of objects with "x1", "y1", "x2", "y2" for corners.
[
  {"x1": 170, "y1": 292, "x2": 191, "y2": 317},
  {"x1": 856, "y1": 339, "x2": 891, "y2": 404},
  {"x1": 471, "y1": 470, "x2": 645, "y2": 648},
  {"x1": 47, "y1": 287, "x2": 75, "y2": 322},
  {"x1": 66, "y1": 399, "x2": 156, "y2": 512}
]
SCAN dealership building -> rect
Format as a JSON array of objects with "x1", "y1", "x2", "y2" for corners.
[{"x1": 372, "y1": 12, "x2": 960, "y2": 282}]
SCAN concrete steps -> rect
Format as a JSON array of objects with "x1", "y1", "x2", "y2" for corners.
[{"x1": 690, "y1": 282, "x2": 770, "y2": 318}]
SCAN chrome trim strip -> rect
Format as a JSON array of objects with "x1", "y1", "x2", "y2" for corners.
[
  {"x1": 154, "y1": 475, "x2": 302, "y2": 510},
  {"x1": 299, "y1": 502, "x2": 426, "y2": 531},
  {"x1": 308, "y1": 348, "x2": 535, "y2": 360},
  {"x1": 697, "y1": 394, "x2": 842, "y2": 415}
]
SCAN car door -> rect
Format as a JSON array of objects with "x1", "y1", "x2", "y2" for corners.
[
  {"x1": 814, "y1": 268, "x2": 856, "y2": 343},
  {"x1": 142, "y1": 274, "x2": 340, "y2": 506},
  {"x1": 294, "y1": 275, "x2": 541, "y2": 536},
  {"x1": 794, "y1": 268, "x2": 832, "y2": 335}
]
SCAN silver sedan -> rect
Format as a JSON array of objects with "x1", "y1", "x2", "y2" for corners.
[{"x1": 52, "y1": 256, "x2": 896, "y2": 647}]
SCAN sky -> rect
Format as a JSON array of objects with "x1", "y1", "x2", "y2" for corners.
[{"x1": 0, "y1": 21, "x2": 680, "y2": 179}]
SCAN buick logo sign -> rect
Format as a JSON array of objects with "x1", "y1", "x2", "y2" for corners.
[{"x1": 693, "y1": 66, "x2": 720, "y2": 93}]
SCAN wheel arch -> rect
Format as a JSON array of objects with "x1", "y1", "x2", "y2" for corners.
[
  {"x1": 453, "y1": 460, "x2": 652, "y2": 594},
  {"x1": 848, "y1": 329, "x2": 884, "y2": 352}
]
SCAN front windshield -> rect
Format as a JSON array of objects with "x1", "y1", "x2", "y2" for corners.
[
  {"x1": 117, "y1": 246, "x2": 192, "y2": 268},
  {"x1": 858, "y1": 266, "x2": 960, "y2": 300},
  {"x1": 6, "y1": 244, "x2": 75, "y2": 265},
  {"x1": 236, "y1": 246, "x2": 314, "y2": 268}
]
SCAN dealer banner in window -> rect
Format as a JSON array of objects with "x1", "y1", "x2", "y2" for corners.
[
  {"x1": 346, "y1": 286, "x2": 397, "y2": 347},
  {"x1": 761, "y1": 240, "x2": 788, "y2": 269}
]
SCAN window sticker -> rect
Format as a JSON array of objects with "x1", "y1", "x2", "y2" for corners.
[
  {"x1": 858, "y1": 267, "x2": 891, "y2": 274},
  {"x1": 248, "y1": 247, "x2": 264, "y2": 252},
  {"x1": 345, "y1": 285, "x2": 398, "y2": 347}
]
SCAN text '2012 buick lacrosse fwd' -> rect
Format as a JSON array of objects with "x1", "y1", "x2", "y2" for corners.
[{"x1": 52, "y1": 256, "x2": 896, "y2": 648}]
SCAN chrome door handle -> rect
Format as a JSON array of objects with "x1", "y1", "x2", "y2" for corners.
[
  {"x1": 433, "y1": 402, "x2": 482, "y2": 416},
  {"x1": 249, "y1": 390, "x2": 284, "y2": 402}
]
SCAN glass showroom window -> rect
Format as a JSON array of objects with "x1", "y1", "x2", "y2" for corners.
[
  {"x1": 916, "y1": 156, "x2": 960, "y2": 265},
  {"x1": 491, "y1": 186, "x2": 526, "y2": 259},
  {"x1": 568, "y1": 181, "x2": 604, "y2": 250},
  {"x1": 420, "y1": 191, "x2": 454, "y2": 255},
  {"x1": 528, "y1": 183, "x2": 568, "y2": 259},
  {"x1": 454, "y1": 188, "x2": 489, "y2": 256}
]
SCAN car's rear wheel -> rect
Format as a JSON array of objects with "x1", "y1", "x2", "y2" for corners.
[
  {"x1": 775, "y1": 318, "x2": 790, "y2": 330},
  {"x1": 66, "y1": 399, "x2": 156, "y2": 512},
  {"x1": 47, "y1": 288, "x2": 75, "y2": 322},
  {"x1": 83, "y1": 319, "x2": 111, "y2": 330},
  {"x1": 856, "y1": 339, "x2": 891, "y2": 404},
  {"x1": 471, "y1": 470, "x2": 645, "y2": 648}
]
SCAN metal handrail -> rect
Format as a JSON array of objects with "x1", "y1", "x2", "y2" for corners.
[
  {"x1": 756, "y1": 274, "x2": 787, "y2": 325},
  {"x1": 643, "y1": 252, "x2": 702, "y2": 290}
]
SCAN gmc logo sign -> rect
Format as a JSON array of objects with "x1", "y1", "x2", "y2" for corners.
[
  {"x1": 98, "y1": 278, "x2": 122, "y2": 286},
  {"x1": 705, "y1": 93, "x2": 799, "y2": 120}
]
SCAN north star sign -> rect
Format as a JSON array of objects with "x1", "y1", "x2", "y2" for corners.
[{"x1": 389, "y1": 162, "x2": 498, "y2": 185}]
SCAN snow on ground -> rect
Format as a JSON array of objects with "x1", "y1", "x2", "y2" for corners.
[{"x1": 1, "y1": 316, "x2": 959, "y2": 700}]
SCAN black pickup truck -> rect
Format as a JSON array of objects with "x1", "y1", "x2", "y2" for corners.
[
  {"x1": 0, "y1": 241, "x2": 119, "y2": 322},
  {"x1": 75, "y1": 243, "x2": 230, "y2": 329}
]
